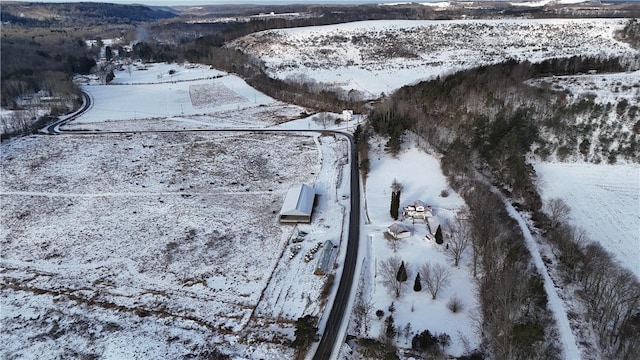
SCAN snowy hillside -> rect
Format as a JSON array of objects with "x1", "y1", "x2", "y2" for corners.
[
  {"x1": 528, "y1": 70, "x2": 640, "y2": 163},
  {"x1": 230, "y1": 18, "x2": 634, "y2": 98}
]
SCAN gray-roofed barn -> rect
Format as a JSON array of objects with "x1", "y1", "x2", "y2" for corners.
[{"x1": 279, "y1": 184, "x2": 315, "y2": 223}]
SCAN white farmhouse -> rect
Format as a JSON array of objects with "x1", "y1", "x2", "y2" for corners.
[{"x1": 403, "y1": 200, "x2": 433, "y2": 219}]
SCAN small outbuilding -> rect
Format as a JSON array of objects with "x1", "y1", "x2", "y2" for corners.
[
  {"x1": 387, "y1": 223, "x2": 411, "y2": 239},
  {"x1": 279, "y1": 184, "x2": 315, "y2": 223},
  {"x1": 426, "y1": 215, "x2": 441, "y2": 236},
  {"x1": 314, "y1": 240, "x2": 335, "y2": 275}
]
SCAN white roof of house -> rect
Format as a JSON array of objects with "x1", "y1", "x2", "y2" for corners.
[{"x1": 280, "y1": 184, "x2": 315, "y2": 217}]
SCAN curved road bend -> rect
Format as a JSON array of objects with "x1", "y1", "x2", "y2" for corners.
[
  {"x1": 44, "y1": 110, "x2": 361, "y2": 360},
  {"x1": 42, "y1": 91, "x2": 92, "y2": 134}
]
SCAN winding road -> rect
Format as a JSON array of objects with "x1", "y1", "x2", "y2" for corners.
[
  {"x1": 41, "y1": 91, "x2": 92, "y2": 134},
  {"x1": 42, "y1": 91, "x2": 361, "y2": 360}
]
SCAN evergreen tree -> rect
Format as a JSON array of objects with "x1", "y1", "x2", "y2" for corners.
[
  {"x1": 385, "y1": 315, "x2": 396, "y2": 338},
  {"x1": 105, "y1": 46, "x2": 113, "y2": 61},
  {"x1": 390, "y1": 179, "x2": 403, "y2": 220},
  {"x1": 291, "y1": 315, "x2": 318, "y2": 349},
  {"x1": 390, "y1": 191, "x2": 400, "y2": 220},
  {"x1": 397, "y1": 261, "x2": 408, "y2": 283},
  {"x1": 413, "y1": 272, "x2": 422, "y2": 292},
  {"x1": 435, "y1": 225, "x2": 444, "y2": 245}
]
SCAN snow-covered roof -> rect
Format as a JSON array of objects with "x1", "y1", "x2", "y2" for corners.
[
  {"x1": 315, "y1": 240, "x2": 335, "y2": 275},
  {"x1": 387, "y1": 222, "x2": 411, "y2": 235},
  {"x1": 280, "y1": 184, "x2": 315, "y2": 217},
  {"x1": 427, "y1": 215, "x2": 441, "y2": 235}
]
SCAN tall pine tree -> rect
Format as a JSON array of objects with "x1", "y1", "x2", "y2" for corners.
[
  {"x1": 435, "y1": 225, "x2": 444, "y2": 245},
  {"x1": 413, "y1": 272, "x2": 422, "y2": 292},
  {"x1": 397, "y1": 261, "x2": 408, "y2": 283},
  {"x1": 390, "y1": 179, "x2": 403, "y2": 220}
]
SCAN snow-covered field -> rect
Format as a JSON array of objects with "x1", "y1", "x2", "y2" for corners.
[
  {"x1": 231, "y1": 18, "x2": 634, "y2": 97},
  {"x1": 1, "y1": 64, "x2": 353, "y2": 359},
  {"x1": 528, "y1": 70, "x2": 640, "y2": 278},
  {"x1": 72, "y1": 62, "x2": 303, "y2": 129},
  {"x1": 535, "y1": 162, "x2": 640, "y2": 278}
]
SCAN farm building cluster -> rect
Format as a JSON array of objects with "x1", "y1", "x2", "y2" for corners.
[
  {"x1": 387, "y1": 200, "x2": 448, "y2": 243},
  {"x1": 278, "y1": 184, "x2": 336, "y2": 276}
]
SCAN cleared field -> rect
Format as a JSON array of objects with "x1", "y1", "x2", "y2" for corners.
[
  {"x1": 0, "y1": 131, "x2": 344, "y2": 359},
  {"x1": 535, "y1": 162, "x2": 640, "y2": 278}
]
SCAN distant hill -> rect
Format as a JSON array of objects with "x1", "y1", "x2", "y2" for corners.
[{"x1": 0, "y1": 2, "x2": 176, "y2": 26}]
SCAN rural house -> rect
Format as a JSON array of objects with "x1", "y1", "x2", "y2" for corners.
[
  {"x1": 403, "y1": 200, "x2": 433, "y2": 219},
  {"x1": 279, "y1": 184, "x2": 315, "y2": 223}
]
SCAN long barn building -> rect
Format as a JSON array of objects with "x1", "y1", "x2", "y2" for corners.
[{"x1": 279, "y1": 184, "x2": 315, "y2": 223}]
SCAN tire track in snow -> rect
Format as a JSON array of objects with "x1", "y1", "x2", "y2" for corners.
[{"x1": 502, "y1": 199, "x2": 581, "y2": 360}]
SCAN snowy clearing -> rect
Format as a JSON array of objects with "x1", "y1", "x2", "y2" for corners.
[
  {"x1": 353, "y1": 136, "x2": 481, "y2": 357},
  {"x1": 535, "y1": 162, "x2": 640, "y2": 278},
  {"x1": 527, "y1": 70, "x2": 640, "y2": 104},
  {"x1": 72, "y1": 63, "x2": 297, "y2": 128},
  {"x1": 0, "y1": 131, "x2": 351, "y2": 359}
]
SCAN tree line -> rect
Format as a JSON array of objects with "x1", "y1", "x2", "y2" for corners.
[
  {"x1": 370, "y1": 54, "x2": 639, "y2": 210},
  {"x1": 539, "y1": 200, "x2": 640, "y2": 360}
]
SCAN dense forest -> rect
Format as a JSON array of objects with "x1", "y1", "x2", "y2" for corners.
[{"x1": 0, "y1": 2, "x2": 176, "y2": 26}]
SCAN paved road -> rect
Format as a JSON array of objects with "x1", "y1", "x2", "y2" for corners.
[
  {"x1": 41, "y1": 91, "x2": 92, "y2": 134},
  {"x1": 43, "y1": 99, "x2": 360, "y2": 360},
  {"x1": 312, "y1": 132, "x2": 359, "y2": 360}
]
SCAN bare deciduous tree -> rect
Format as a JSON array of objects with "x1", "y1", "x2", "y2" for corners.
[
  {"x1": 385, "y1": 232, "x2": 404, "y2": 253},
  {"x1": 420, "y1": 263, "x2": 451, "y2": 300},
  {"x1": 466, "y1": 185, "x2": 504, "y2": 278},
  {"x1": 353, "y1": 297, "x2": 374, "y2": 336},
  {"x1": 545, "y1": 198, "x2": 571, "y2": 228},
  {"x1": 446, "y1": 219, "x2": 471, "y2": 267},
  {"x1": 549, "y1": 224, "x2": 588, "y2": 278},
  {"x1": 380, "y1": 256, "x2": 405, "y2": 298}
]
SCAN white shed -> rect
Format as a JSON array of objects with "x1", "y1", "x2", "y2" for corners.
[
  {"x1": 341, "y1": 109, "x2": 353, "y2": 121},
  {"x1": 279, "y1": 184, "x2": 315, "y2": 223},
  {"x1": 387, "y1": 223, "x2": 411, "y2": 239}
]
